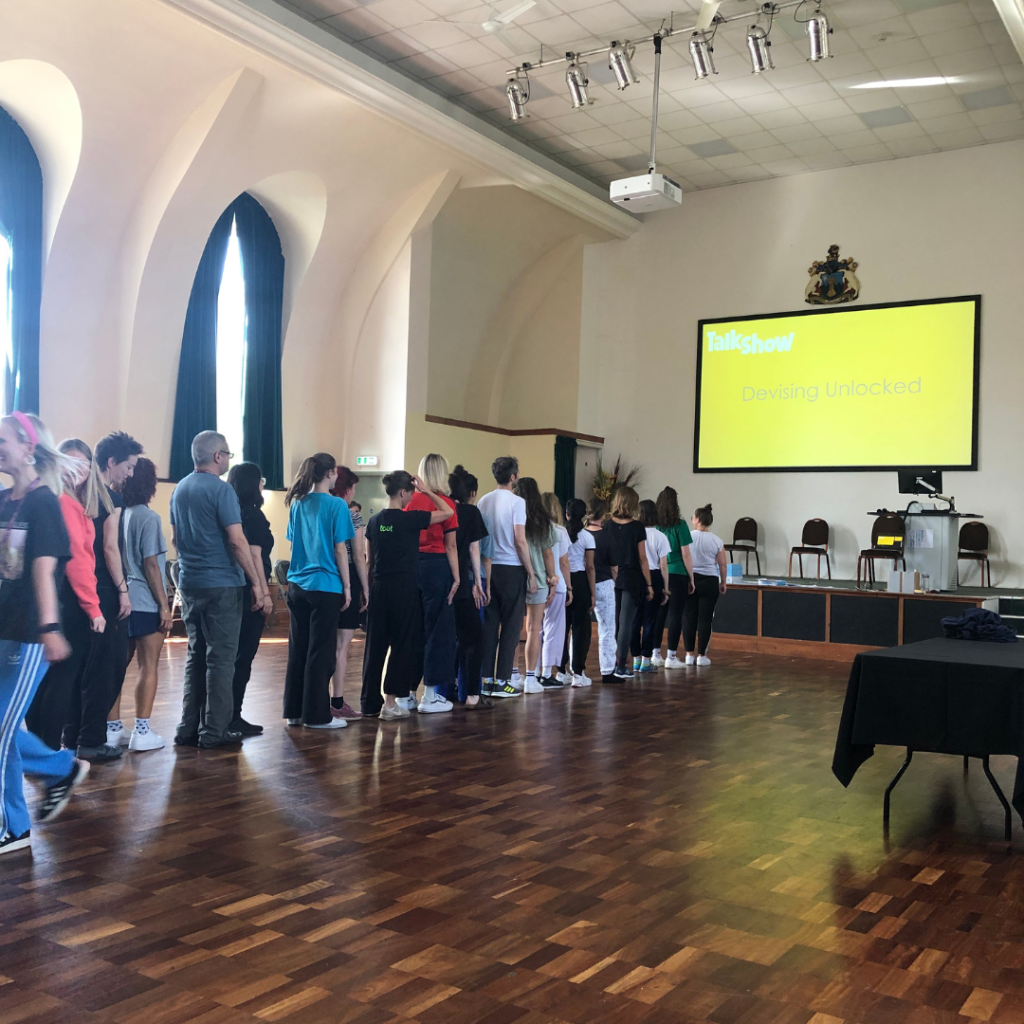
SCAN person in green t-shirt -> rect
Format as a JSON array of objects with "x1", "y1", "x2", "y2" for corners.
[{"x1": 654, "y1": 487, "x2": 694, "y2": 669}]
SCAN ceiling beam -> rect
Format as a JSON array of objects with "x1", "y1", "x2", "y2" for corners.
[{"x1": 160, "y1": 0, "x2": 641, "y2": 239}]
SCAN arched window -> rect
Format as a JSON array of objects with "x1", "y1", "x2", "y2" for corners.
[
  {"x1": 170, "y1": 193, "x2": 285, "y2": 487},
  {"x1": 0, "y1": 108, "x2": 44, "y2": 414}
]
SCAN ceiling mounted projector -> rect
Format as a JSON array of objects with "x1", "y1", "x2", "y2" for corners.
[{"x1": 610, "y1": 173, "x2": 682, "y2": 212}]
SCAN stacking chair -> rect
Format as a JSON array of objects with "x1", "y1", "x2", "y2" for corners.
[
  {"x1": 958, "y1": 521, "x2": 991, "y2": 587},
  {"x1": 724, "y1": 517, "x2": 761, "y2": 575},
  {"x1": 271, "y1": 559, "x2": 291, "y2": 624},
  {"x1": 857, "y1": 513, "x2": 907, "y2": 588},
  {"x1": 789, "y1": 519, "x2": 831, "y2": 579}
]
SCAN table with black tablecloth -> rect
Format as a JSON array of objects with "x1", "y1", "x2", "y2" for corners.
[{"x1": 832, "y1": 637, "x2": 1024, "y2": 835}]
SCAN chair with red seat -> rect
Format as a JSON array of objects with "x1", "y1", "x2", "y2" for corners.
[
  {"x1": 789, "y1": 519, "x2": 831, "y2": 579},
  {"x1": 857, "y1": 513, "x2": 907, "y2": 589}
]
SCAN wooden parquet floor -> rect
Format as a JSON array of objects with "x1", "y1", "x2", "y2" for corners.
[{"x1": 4, "y1": 634, "x2": 1024, "y2": 1024}]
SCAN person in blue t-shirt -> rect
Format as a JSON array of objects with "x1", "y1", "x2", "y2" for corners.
[{"x1": 284, "y1": 452, "x2": 354, "y2": 730}]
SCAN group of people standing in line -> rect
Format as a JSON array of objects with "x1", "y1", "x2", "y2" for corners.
[{"x1": 0, "y1": 414, "x2": 728, "y2": 855}]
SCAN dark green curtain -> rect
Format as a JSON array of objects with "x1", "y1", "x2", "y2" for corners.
[
  {"x1": 0, "y1": 108, "x2": 43, "y2": 414},
  {"x1": 169, "y1": 193, "x2": 285, "y2": 485},
  {"x1": 234, "y1": 193, "x2": 284, "y2": 490},
  {"x1": 554, "y1": 434, "x2": 577, "y2": 510},
  {"x1": 169, "y1": 205, "x2": 233, "y2": 481}
]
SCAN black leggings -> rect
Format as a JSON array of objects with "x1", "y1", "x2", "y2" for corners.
[
  {"x1": 453, "y1": 597, "x2": 484, "y2": 698},
  {"x1": 640, "y1": 569, "x2": 666, "y2": 657},
  {"x1": 361, "y1": 576, "x2": 423, "y2": 714},
  {"x1": 284, "y1": 585, "x2": 342, "y2": 726},
  {"x1": 563, "y1": 571, "x2": 592, "y2": 674},
  {"x1": 682, "y1": 573, "x2": 721, "y2": 656},
  {"x1": 614, "y1": 588, "x2": 642, "y2": 666},
  {"x1": 664, "y1": 574, "x2": 689, "y2": 653}
]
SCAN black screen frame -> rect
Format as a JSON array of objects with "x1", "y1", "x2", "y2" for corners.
[{"x1": 692, "y1": 294, "x2": 981, "y2": 474}]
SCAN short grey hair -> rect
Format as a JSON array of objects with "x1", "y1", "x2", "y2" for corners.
[{"x1": 192, "y1": 430, "x2": 227, "y2": 467}]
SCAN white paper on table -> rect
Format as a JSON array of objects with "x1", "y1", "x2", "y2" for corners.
[{"x1": 908, "y1": 528, "x2": 934, "y2": 549}]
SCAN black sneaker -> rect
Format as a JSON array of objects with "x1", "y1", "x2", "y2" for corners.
[
  {"x1": 601, "y1": 674, "x2": 619, "y2": 684},
  {"x1": 174, "y1": 734, "x2": 199, "y2": 747},
  {"x1": 229, "y1": 718, "x2": 264, "y2": 737},
  {"x1": 76, "y1": 743, "x2": 123, "y2": 763},
  {"x1": 488, "y1": 682, "x2": 521, "y2": 699},
  {"x1": 612, "y1": 666, "x2": 632, "y2": 681},
  {"x1": 198, "y1": 731, "x2": 243, "y2": 749},
  {"x1": 539, "y1": 676, "x2": 565, "y2": 689},
  {"x1": 0, "y1": 830, "x2": 31, "y2": 855},
  {"x1": 37, "y1": 760, "x2": 90, "y2": 823}
]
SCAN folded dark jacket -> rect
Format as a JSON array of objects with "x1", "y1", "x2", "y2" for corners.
[{"x1": 941, "y1": 607, "x2": 1018, "y2": 643}]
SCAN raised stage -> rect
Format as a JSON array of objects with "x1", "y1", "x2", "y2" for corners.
[{"x1": 713, "y1": 578, "x2": 1024, "y2": 662}]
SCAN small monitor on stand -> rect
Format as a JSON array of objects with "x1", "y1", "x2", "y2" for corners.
[{"x1": 898, "y1": 469, "x2": 942, "y2": 495}]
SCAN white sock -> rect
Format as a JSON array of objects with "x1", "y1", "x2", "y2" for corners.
[
  {"x1": 423, "y1": 685, "x2": 435, "y2": 701},
  {"x1": 135, "y1": 718, "x2": 150, "y2": 735},
  {"x1": 526, "y1": 670, "x2": 535, "y2": 679},
  {"x1": 107, "y1": 719, "x2": 123, "y2": 733}
]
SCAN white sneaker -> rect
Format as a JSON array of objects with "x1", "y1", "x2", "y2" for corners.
[
  {"x1": 306, "y1": 718, "x2": 348, "y2": 729},
  {"x1": 523, "y1": 676, "x2": 545, "y2": 693},
  {"x1": 379, "y1": 704, "x2": 410, "y2": 720},
  {"x1": 417, "y1": 695, "x2": 453, "y2": 713},
  {"x1": 571, "y1": 673, "x2": 592, "y2": 687},
  {"x1": 128, "y1": 729, "x2": 165, "y2": 752},
  {"x1": 651, "y1": 654, "x2": 666, "y2": 668},
  {"x1": 107, "y1": 727, "x2": 130, "y2": 747},
  {"x1": 555, "y1": 671, "x2": 572, "y2": 685},
  {"x1": 664, "y1": 656, "x2": 686, "y2": 669},
  {"x1": 696, "y1": 655, "x2": 711, "y2": 666},
  {"x1": 684, "y1": 654, "x2": 696, "y2": 666}
]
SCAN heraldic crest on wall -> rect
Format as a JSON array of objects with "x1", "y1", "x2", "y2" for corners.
[{"x1": 805, "y1": 244, "x2": 860, "y2": 305}]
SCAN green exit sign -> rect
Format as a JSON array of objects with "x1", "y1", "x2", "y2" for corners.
[{"x1": 356, "y1": 456, "x2": 379, "y2": 467}]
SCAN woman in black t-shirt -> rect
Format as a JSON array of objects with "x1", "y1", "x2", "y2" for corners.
[
  {"x1": 0, "y1": 413, "x2": 89, "y2": 855},
  {"x1": 361, "y1": 471, "x2": 453, "y2": 720},
  {"x1": 584, "y1": 498, "x2": 616, "y2": 683},
  {"x1": 603, "y1": 486, "x2": 652, "y2": 680},
  {"x1": 227, "y1": 462, "x2": 273, "y2": 736},
  {"x1": 449, "y1": 465, "x2": 489, "y2": 709}
]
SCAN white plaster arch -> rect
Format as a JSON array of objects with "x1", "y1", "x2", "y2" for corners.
[
  {"x1": 247, "y1": 170, "x2": 327, "y2": 337},
  {"x1": 0, "y1": 59, "x2": 82, "y2": 264}
]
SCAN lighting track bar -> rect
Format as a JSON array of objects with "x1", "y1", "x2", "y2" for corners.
[{"x1": 503, "y1": 0, "x2": 805, "y2": 76}]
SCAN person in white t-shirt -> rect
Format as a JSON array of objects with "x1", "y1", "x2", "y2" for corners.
[
  {"x1": 637, "y1": 500, "x2": 670, "y2": 672},
  {"x1": 477, "y1": 456, "x2": 535, "y2": 699},
  {"x1": 683, "y1": 503, "x2": 727, "y2": 666},
  {"x1": 537, "y1": 493, "x2": 573, "y2": 687},
  {"x1": 560, "y1": 498, "x2": 596, "y2": 686}
]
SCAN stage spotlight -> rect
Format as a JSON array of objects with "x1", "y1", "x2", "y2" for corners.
[
  {"x1": 805, "y1": 7, "x2": 832, "y2": 61},
  {"x1": 689, "y1": 30, "x2": 717, "y2": 79},
  {"x1": 746, "y1": 25, "x2": 773, "y2": 73},
  {"x1": 506, "y1": 75, "x2": 529, "y2": 120},
  {"x1": 608, "y1": 41, "x2": 639, "y2": 90},
  {"x1": 566, "y1": 60, "x2": 591, "y2": 108}
]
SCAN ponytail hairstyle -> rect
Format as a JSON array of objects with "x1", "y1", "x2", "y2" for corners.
[
  {"x1": 514, "y1": 476, "x2": 552, "y2": 545},
  {"x1": 638, "y1": 499, "x2": 659, "y2": 528},
  {"x1": 58, "y1": 438, "x2": 114, "y2": 519},
  {"x1": 656, "y1": 486, "x2": 681, "y2": 527},
  {"x1": 419, "y1": 453, "x2": 450, "y2": 495},
  {"x1": 565, "y1": 498, "x2": 587, "y2": 543},
  {"x1": 610, "y1": 485, "x2": 639, "y2": 520},
  {"x1": 584, "y1": 497, "x2": 608, "y2": 527},
  {"x1": 3, "y1": 413, "x2": 77, "y2": 499},
  {"x1": 285, "y1": 452, "x2": 336, "y2": 506},
  {"x1": 383, "y1": 469, "x2": 415, "y2": 496},
  {"x1": 332, "y1": 465, "x2": 359, "y2": 499},
  {"x1": 541, "y1": 491, "x2": 563, "y2": 528},
  {"x1": 448, "y1": 464, "x2": 478, "y2": 504},
  {"x1": 694, "y1": 503, "x2": 714, "y2": 527}
]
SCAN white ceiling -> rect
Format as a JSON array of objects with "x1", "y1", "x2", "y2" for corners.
[{"x1": 276, "y1": 0, "x2": 1024, "y2": 190}]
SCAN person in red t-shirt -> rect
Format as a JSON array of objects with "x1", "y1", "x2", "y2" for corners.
[{"x1": 404, "y1": 453, "x2": 459, "y2": 713}]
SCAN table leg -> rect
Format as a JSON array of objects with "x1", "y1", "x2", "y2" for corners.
[
  {"x1": 883, "y1": 748, "x2": 913, "y2": 828},
  {"x1": 981, "y1": 756, "x2": 1012, "y2": 841}
]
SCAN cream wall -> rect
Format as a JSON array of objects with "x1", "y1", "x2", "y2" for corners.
[{"x1": 580, "y1": 140, "x2": 1024, "y2": 585}]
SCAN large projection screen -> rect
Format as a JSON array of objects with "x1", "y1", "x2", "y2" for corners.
[{"x1": 693, "y1": 296, "x2": 980, "y2": 473}]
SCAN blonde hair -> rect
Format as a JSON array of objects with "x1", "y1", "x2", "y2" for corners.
[
  {"x1": 2, "y1": 414, "x2": 77, "y2": 498},
  {"x1": 611, "y1": 485, "x2": 639, "y2": 520},
  {"x1": 418, "y1": 453, "x2": 450, "y2": 495},
  {"x1": 59, "y1": 438, "x2": 114, "y2": 519},
  {"x1": 541, "y1": 491, "x2": 563, "y2": 525}
]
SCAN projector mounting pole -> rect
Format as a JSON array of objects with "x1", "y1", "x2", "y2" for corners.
[{"x1": 649, "y1": 32, "x2": 663, "y2": 173}]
